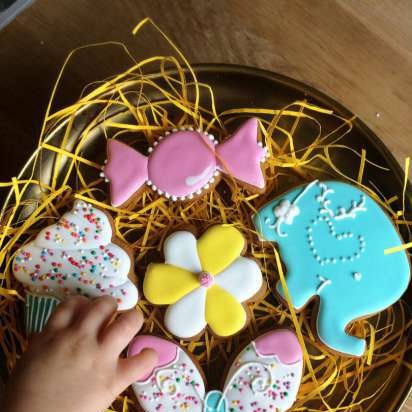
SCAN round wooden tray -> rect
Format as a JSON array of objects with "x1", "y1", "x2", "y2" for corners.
[{"x1": 1, "y1": 64, "x2": 411, "y2": 411}]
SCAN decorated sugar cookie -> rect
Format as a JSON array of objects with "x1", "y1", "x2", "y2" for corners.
[
  {"x1": 129, "y1": 330, "x2": 303, "y2": 412},
  {"x1": 13, "y1": 200, "x2": 138, "y2": 332},
  {"x1": 102, "y1": 118, "x2": 268, "y2": 206},
  {"x1": 254, "y1": 180, "x2": 411, "y2": 356},
  {"x1": 128, "y1": 335, "x2": 206, "y2": 412},
  {"x1": 143, "y1": 225, "x2": 265, "y2": 338}
]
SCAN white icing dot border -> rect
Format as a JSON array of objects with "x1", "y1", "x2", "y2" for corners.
[{"x1": 101, "y1": 126, "x2": 269, "y2": 202}]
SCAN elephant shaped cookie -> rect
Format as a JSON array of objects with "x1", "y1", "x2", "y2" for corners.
[{"x1": 254, "y1": 180, "x2": 410, "y2": 356}]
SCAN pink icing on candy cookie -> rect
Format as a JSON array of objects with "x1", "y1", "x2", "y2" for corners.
[
  {"x1": 104, "y1": 141, "x2": 148, "y2": 208},
  {"x1": 103, "y1": 118, "x2": 268, "y2": 206}
]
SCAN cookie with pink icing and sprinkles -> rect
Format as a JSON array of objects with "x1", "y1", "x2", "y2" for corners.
[
  {"x1": 13, "y1": 200, "x2": 138, "y2": 332},
  {"x1": 128, "y1": 330, "x2": 303, "y2": 412}
]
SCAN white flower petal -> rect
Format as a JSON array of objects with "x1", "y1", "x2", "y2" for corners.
[
  {"x1": 165, "y1": 287, "x2": 207, "y2": 338},
  {"x1": 214, "y1": 256, "x2": 262, "y2": 302},
  {"x1": 164, "y1": 231, "x2": 202, "y2": 273}
]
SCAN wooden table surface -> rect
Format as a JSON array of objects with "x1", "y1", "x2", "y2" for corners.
[{"x1": 0, "y1": 0, "x2": 410, "y2": 409}]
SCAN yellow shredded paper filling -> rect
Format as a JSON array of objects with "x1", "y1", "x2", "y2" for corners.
[{"x1": 0, "y1": 19, "x2": 411, "y2": 412}]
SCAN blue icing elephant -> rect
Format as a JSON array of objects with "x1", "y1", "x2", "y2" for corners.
[{"x1": 253, "y1": 180, "x2": 410, "y2": 356}]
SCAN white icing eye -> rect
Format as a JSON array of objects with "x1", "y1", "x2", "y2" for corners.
[{"x1": 353, "y1": 272, "x2": 362, "y2": 281}]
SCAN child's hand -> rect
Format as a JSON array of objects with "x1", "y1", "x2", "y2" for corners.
[{"x1": 2, "y1": 295, "x2": 157, "y2": 412}]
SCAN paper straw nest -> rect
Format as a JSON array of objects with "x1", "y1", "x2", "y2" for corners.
[{"x1": 0, "y1": 19, "x2": 411, "y2": 412}]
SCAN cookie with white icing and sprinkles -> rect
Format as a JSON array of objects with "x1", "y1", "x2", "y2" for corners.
[
  {"x1": 12, "y1": 200, "x2": 138, "y2": 333},
  {"x1": 128, "y1": 329, "x2": 303, "y2": 412},
  {"x1": 254, "y1": 180, "x2": 411, "y2": 357}
]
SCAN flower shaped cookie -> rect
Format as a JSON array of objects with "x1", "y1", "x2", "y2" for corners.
[{"x1": 143, "y1": 225, "x2": 264, "y2": 338}]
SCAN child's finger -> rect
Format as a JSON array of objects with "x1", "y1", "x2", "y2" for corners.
[
  {"x1": 45, "y1": 295, "x2": 89, "y2": 332},
  {"x1": 100, "y1": 308, "x2": 143, "y2": 354},
  {"x1": 74, "y1": 296, "x2": 118, "y2": 334},
  {"x1": 117, "y1": 348, "x2": 158, "y2": 389}
]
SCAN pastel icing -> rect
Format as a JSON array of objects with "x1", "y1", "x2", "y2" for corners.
[
  {"x1": 12, "y1": 200, "x2": 138, "y2": 310},
  {"x1": 129, "y1": 335, "x2": 205, "y2": 412},
  {"x1": 129, "y1": 330, "x2": 303, "y2": 412},
  {"x1": 104, "y1": 140, "x2": 148, "y2": 207},
  {"x1": 143, "y1": 225, "x2": 264, "y2": 338},
  {"x1": 103, "y1": 118, "x2": 267, "y2": 206},
  {"x1": 204, "y1": 391, "x2": 227, "y2": 412},
  {"x1": 128, "y1": 335, "x2": 178, "y2": 381},
  {"x1": 254, "y1": 180, "x2": 411, "y2": 356},
  {"x1": 222, "y1": 329, "x2": 303, "y2": 412}
]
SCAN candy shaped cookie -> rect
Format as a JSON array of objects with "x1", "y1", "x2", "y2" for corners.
[
  {"x1": 254, "y1": 180, "x2": 411, "y2": 356},
  {"x1": 13, "y1": 200, "x2": 138, "y2": 333},
  {"x1": 129, "y1": 330, "x2": 303, "y2": 412},
  {"x1": 143, "y1": 225, "x2": 265, "y2": 339},
  {"x1": 102, "y1": 118, "x2": 268, "y2": 206}
]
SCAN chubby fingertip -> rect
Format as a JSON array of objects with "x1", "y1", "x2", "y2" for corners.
[
  {"x1": 95, "y1": 294, "x2": 119, "y2": 308},
  {"x1": 140, "y1": 347, "x2": 158, "y2": 364},
  {"x1": 130, "y1": 348, "x2": 159, "y2": 381}
]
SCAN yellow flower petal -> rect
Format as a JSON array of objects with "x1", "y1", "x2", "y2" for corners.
[
  {"x1": 144, "y1": 263, "x2": 199, "y2": 304},
  {"x1": 205, "y1": 285, "x2": 246, "y2": 336},
  {"x1": 197, "y1": 225, "x2": 245, "y2": 275}
]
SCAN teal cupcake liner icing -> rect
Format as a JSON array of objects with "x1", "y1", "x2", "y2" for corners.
[{"x1": 24, "y1": 293, "x2": 60, "y2": 334}]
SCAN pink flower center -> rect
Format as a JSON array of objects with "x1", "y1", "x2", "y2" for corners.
[{"x1": 198, "y1": 271, "x2": 214, "y2": 288}]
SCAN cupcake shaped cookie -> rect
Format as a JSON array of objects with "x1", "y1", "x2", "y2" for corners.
[{"x1": 13, "y1": 200, "x2": 138, "y2": 333}]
